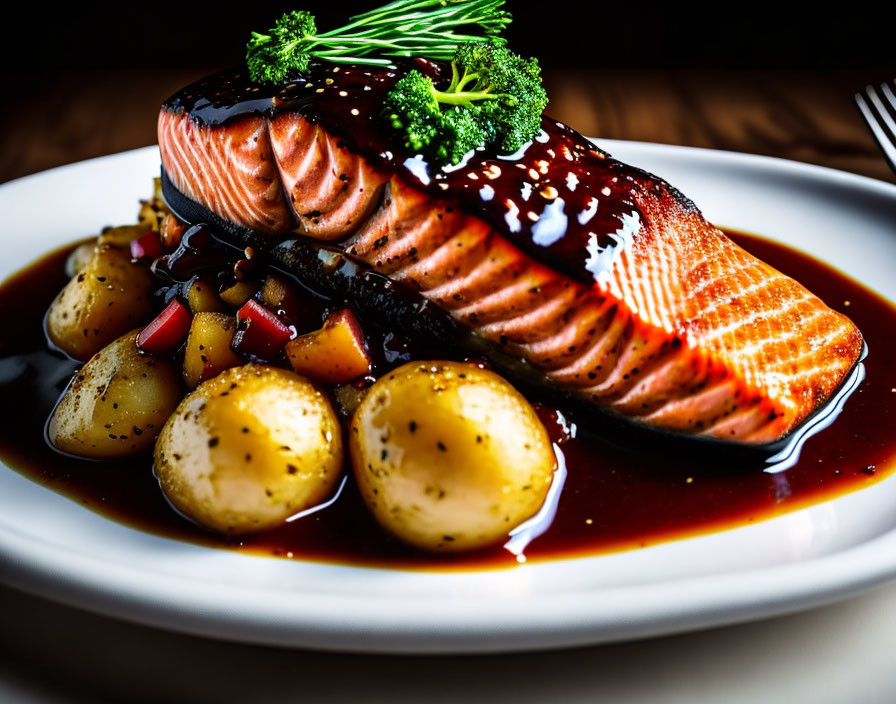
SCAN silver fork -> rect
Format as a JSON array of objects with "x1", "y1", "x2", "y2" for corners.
[{"x1": 856, "y1": 80, "x2": 896, "y2": 173}]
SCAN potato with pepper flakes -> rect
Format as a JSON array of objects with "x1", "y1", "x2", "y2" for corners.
[
  {"x1": 96, "y1": 223, "x2": 151, "y2": 248},
  {"x1": 46, "y1": 243, "x2": 154, "y2": 361},
  {"x1": 350, "y1": 361, "x2": 556, "y2": 552},
  {"x1": 64, "y1": 241, "x2": 97, "y2": 278},
  {"x1": 155, "y1": 365, "x2": 343, "y2": 534},
  {"x1": 47, "y1": 330, "x2": 183, "y2": 459},
  {"x1": 136, "y1": 179, "x2": 169, "y2": 233}
]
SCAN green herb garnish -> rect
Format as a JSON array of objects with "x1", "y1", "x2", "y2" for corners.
[
  {"x1": 246, "y1": 0, "x2": 512, "y2": 84},
  {"x1": 383, "y1": 39, "x2": 549, "y2": 165}
]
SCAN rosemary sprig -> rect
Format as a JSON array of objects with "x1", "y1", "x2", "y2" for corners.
[{"x1": 246, "y1": 0, "x2": 512, "y2": 84}]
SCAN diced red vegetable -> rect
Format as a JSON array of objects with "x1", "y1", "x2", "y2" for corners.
[
  {"x1": 285, "y1": 308, "x2": 371, "y2": 383},
  {"x1": 136, "y1": 299, "x2": 193, "y2": 355},
  {"x1": 130, "y1": 230, "x2": 163, "y2": 261},
  {"x1": 232, "y1": 299, "x2": 292, "y2": 360}
]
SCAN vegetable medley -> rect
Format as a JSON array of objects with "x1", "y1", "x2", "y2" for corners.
[{"x1": 44, "y1": 181, "x2": 557, "y2": 552}]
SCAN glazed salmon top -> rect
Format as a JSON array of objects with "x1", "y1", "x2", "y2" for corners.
[
  {"x1": 163, "y1": 61, "x2": 683, "y2": 287},
  {"x1": 159, "y1": 61, "x2": 864, "y2": 445}
]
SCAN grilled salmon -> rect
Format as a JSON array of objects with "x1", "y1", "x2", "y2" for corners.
[{"x1": 158, "y1": 64, "x2": 863, "y2": 445}]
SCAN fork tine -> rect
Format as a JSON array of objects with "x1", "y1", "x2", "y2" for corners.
[
  {"x1": 867, "y1": 85, "x2": 896, "y2": 137},
  {"x1": 856, "y1": 84, "x2": 896, "y2": 173},
  {"x1": 881, "y1": 82, "x2": 896, "y2": 113}
]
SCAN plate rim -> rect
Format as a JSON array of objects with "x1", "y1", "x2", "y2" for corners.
[{"x1": 2, "y1": 141, "x2": 895, "y2": 654}]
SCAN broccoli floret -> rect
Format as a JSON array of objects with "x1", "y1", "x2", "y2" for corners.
[
  {"x1": 247, "y1": 11, "x2": 318, "y2": 84},
  {"x1": 384, "y1": 70, "x2": 488, "y2": 165},
  {"x1": 382, "y1": 39, "x2": 548, "y2": 165},
  {"x1": 450, "y1": 41, "x2": 547, "y2": 153}
]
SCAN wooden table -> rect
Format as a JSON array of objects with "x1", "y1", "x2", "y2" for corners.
[{"x1": 2, "y1": 68, "x2": 895, "y2": 702}]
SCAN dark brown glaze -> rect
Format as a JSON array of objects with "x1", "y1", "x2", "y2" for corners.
[
  {"x1": 0, "y1": 232, "x2": 893, "y2": 570},
  {"x1": 163, "y1": 63, "x2": 685, "y2": 286}
]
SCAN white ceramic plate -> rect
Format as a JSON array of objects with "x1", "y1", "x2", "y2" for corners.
[{"x1": 1, "y1": 143, "x2": 895, "y2": 654}]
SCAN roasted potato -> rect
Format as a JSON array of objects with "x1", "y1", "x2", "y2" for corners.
[
  {"x1": 219, "y1": 280, "x2": 258, "y2": 307},
  {"x1": 97, "y1": 223, "x2": 149, "y2": 248},
  {"x1": 350, "y1": 361, "x2": 556, "y2": 552},
  {"x1": 64, "y1": 241, "x2": 97, "y2": 278},
  {"x1": 136, "y1": 178, "x2": 169, "y2": 232},
  {"x1": 186, "y1": 276, "x2": 226, "y2": 314},
  {"x1": 286, "y1": 309, "x2": 371, "y2": 383},
  {"x1": 160, "y1": 213, "x2": 187, "y2": 250},
  {"x1": 182, "y1": 313, "x2": 242, "y2": 388},
  {"x1": 155, "y1": 365, "x2": 343, "y2": 534},
  {"x1": 260, "y1": 274, "x2": 316, "y2": 330},
  {"x1": 46, "y1": 244, "x2": 155, "y2": 361},
  {"x1": 333, "y1": 382, "x2": 369, "y2": 419},
  {"x1": 47, "y1": 330, "x2": 183, "y2": 458}
]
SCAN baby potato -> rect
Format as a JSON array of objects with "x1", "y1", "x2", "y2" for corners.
[
  {"x1": 155, "y1": 365, "x2": 343, "y2": 534},
  {"x1": 47, "y1": 330, "x2": 183, "y2": 458},
  {"x1": 137, "y1": 199, "x2": 168, "y2": 234},
  {"x1": 64, "y1": 241, "x2": 97, "y2": 278},
  {"x1": 97, "y1": 223, "x2": 148, "y2": 248},
  {"x1": 350, "y1": 361, "x2": 556, "y2": 552},
  {"x1": 46, "y1": 243, "x2": 154, "y2": 361}
]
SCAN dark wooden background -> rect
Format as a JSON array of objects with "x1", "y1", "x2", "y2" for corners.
[{"x1": 0, "y1": 3, "x2": 893, "y2": 185}]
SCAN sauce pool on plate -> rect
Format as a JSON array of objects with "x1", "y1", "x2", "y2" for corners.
[{"x1": 0, "y1": 230, "x2": 893, "y2": 570}]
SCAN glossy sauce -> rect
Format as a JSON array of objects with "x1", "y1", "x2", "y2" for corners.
[
  {"x1": 165, "y1": 63, "x2": 679, "y2": 286},
  {"x1": 0, "y1": 232, "x2": 893, "y2": 570}
]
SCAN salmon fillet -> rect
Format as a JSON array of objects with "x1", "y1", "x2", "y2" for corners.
[{"x1": 158, "y1": 66, "x2": 863, "y2": 444}]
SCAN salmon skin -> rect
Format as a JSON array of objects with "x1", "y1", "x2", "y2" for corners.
[{"x1": 158, "y1": 63, "x2": 864, "y2": 448}]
